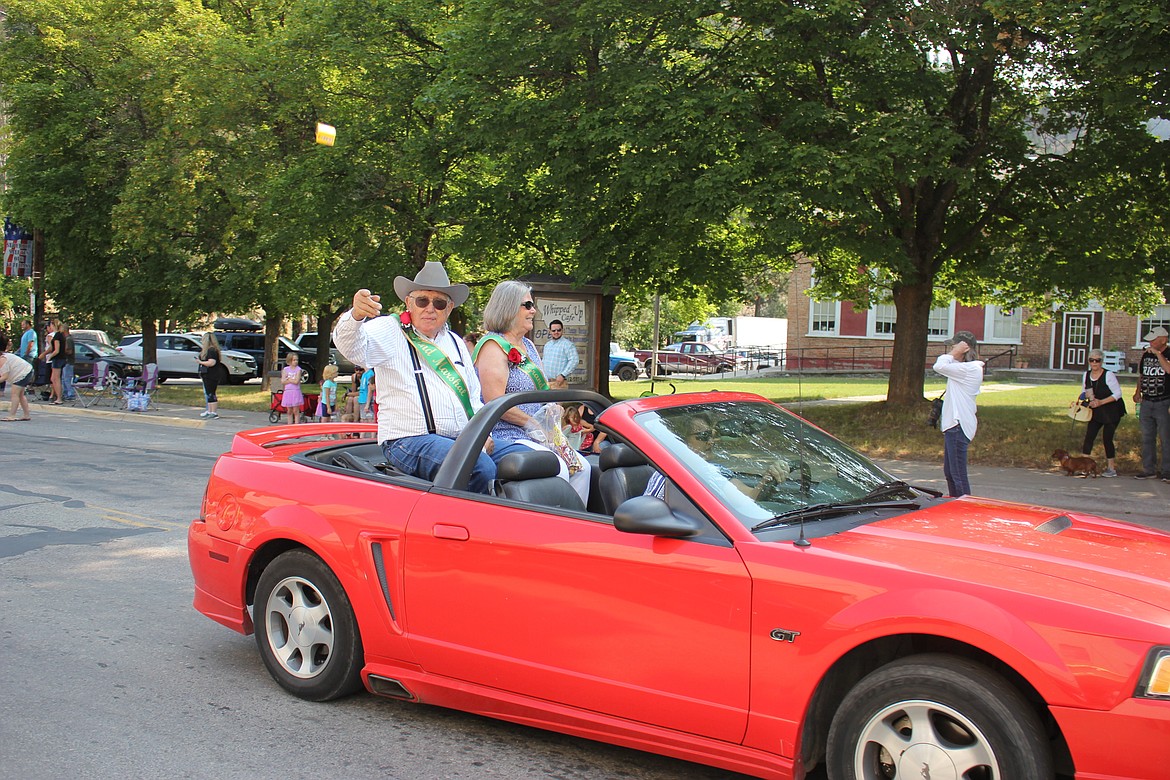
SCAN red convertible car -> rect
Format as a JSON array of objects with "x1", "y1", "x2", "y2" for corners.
[{"x1": 189, "y1": 390, "x2": 1170, "y2": 779}]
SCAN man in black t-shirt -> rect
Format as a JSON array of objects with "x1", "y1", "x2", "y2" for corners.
[{"x1": 1132, "y1": 326, "x2": 1170, "y2": 480}]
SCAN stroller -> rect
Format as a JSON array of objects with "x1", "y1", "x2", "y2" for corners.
[
  {"x1": 26, "y1": 359, "x2": 53, "y2": 401},
  {"x1": 269, "y1": 389, "x2": 321, "y2": 424}
]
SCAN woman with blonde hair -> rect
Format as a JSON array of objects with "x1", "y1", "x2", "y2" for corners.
[{"x1": 196, "y1": 332, "x2": 223, "y2": 419}]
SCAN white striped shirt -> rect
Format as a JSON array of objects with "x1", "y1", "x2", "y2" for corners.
[{"x1": 333, "y1": 311, "x2": 483, "y2": 442}]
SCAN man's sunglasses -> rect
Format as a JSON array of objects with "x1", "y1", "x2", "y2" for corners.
[
  {"x1": 520, "y1": 300, "x2": 536, "y2": 310},
  {"x1": 1088, "y1": 358, "x2": 1102, "y2": 363},
  {"x1": 411, "y1": 295, "x2": 449, "y2": 311}
]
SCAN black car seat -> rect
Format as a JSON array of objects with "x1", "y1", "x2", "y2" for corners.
[
  {"x1": 598, "y1": 443, "x2": 655, "y2": 515},
  {"x1": 496, "y1": 449, "x2": 586, "y2": 513}
]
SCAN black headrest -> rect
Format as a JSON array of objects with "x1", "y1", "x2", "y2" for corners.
[
  {"x1": 599, "y1": 443, "x2": 647, "y2": 470},
  {"x1": 497, "y1": 449, "x2": 561, "y2": 481}
]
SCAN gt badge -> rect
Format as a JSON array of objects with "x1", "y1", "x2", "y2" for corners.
[{"x1": 770, "y1": 629, "x2": 801, "y2": 643}]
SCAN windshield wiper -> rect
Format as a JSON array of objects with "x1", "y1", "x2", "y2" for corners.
[
  {"x1": 751, "y1": 499, "x2": 921, "y2": 533},
  {"x1": 862, "y1": 479, "x2": 917, "y2": 501}
]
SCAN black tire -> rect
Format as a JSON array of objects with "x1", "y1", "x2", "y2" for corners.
[
  {"x1": 268, "y1": 409, "x2": 281, "y2": 424},
  {"x1": 616, "y1": 364, "x2": 639, "y2": 382},
  {"x1": 826, "y1": 654, "x2": 1051, "y2": 780},
  {"x1": 253, "y1": 550, "x2": 364, "y2": 701},
  {"x1": 645, "y1": 359, "x2": 667, "y2": 376},
  {"x1": 715, "y1": 363, "x2": 732, "y2": 374}
]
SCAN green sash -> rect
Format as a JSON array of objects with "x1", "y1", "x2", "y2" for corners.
[
  {"x1": 401, "y1": 322, "x2": 476, "y2": 420},
  {"x1": 474, "y1": 333, "x2": 550, "y2": 391}
]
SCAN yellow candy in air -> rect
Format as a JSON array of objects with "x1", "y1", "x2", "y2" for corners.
[{"x1": 315, "y1": 122, "x2": 336, "y2": 146}]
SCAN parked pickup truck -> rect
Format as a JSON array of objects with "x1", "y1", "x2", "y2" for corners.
[
  {"x1": 634, "y1": 342, "x2": 749, "y2": 375},
  {"x1": 609, "y1": 342, "x2": 641, "y2": 382},
  {"x1": 295, "y1": 332, "x2": 356, "y2": 374}
]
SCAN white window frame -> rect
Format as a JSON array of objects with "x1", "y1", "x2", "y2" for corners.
[
  {"x1": 926, "y1": 304, "x2": 954, "y2": 339},
  {"x1": 983, "y1": 306, "x2": 1023, "y2": 344},
  {"x1": 809, "y1": 299, "x2": 840, "y2": 336},
  {"x1": 868, "y1": 303, "x2": 897, "y2": 338},
  {"x1": 1138, "y1": 305, "x2": 1170, "y2": 347}
]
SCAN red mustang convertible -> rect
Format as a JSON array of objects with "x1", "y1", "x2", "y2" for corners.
[{"x1": 189, "y1": 390, "x2": 1170, "y2": 779}]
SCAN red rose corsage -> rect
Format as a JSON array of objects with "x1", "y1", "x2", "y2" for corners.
[
  {"x1": 399, "y1": 311, "x2": 412, "y2": 329},
  {"x1": 507, "y1": 347, "x2": 523, "y2": 366}
]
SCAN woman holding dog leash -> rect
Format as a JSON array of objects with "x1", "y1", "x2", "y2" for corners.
[{"x1": 1080, "y1": 348, "x2": 1125, "y2": 477}]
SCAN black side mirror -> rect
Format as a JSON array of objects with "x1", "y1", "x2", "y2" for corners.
[{"x1": 614, "y1": 496, "x2": 704, "y2": 538}]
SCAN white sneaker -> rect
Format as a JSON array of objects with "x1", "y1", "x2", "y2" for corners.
[
  {"x1": 1101, "y1": 468, "x2": 1117, "y2": 477},
  {"x1": 206, "y1": 412, "x2": 219, "y2": 419},
  {"x1": 199, "y1": 411, "x2": 210, "y2": 418}
]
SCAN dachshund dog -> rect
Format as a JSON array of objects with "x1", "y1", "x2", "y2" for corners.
[{"x1": 1052, "y1": 449, "x2": 1099, "y2": 478}]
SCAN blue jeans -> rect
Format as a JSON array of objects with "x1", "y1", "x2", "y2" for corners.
[
  {"x1": 943, "y1": 425, "x2": 971, "y2": 497},
  {"x1": 1138, "y1": 397, "x2": 1170, "y2": 476},
  {"x1": 62, "y1": 363, "x2": 76, "y2": 400},
  {"x1": 383, "y1": 434, "x2": 496, "y2": 494}
]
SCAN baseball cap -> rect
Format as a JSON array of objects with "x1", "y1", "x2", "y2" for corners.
[{"x1": 1143, "y1": 326, "x2": 1169, "y2": 341}]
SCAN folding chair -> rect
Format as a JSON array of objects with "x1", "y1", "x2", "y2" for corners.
[
  {"x1": 74, "y1": 361, "x2": 117, "y2": 408},
  {"x1": 121, "y1": 362, "x2": 159, "y2": 411}
]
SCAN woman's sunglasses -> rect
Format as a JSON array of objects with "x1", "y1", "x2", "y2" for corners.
[
  {"x1": 1088, "y1": 358, "x2": 1102, "y2": 363},
  {"x1": 411, "y1": 295, "x2": 449, "y2": 311},
  {"x1": 520, "y1": 301, "x2": 536, "y2": 310}
]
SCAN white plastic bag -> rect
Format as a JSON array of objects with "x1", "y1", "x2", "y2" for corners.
[{"x1": 525, "y1": 403, "x2": 582, "y2": 475}]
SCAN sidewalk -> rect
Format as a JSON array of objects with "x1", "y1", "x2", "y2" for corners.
[{"x1": 32, "y1": 396, "x2": 1169, "y2": 531}]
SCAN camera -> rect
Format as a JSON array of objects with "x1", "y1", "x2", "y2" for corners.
[{"x1": 926, "y1": 396, "x2": 944, "y2": 428}]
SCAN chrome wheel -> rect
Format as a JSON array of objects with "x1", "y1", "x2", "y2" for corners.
[
  {"x1": 854, "y1": 699, "x2": 997, "y2": 780},
  {"x1": 253, "y1": 550, "x2": 363, "y2": 700},
  {"x1": 263, "y1": 575, "x2": 335, "y2": 679},
  {"x1": 826, "y1": 654, "x2": 1052, "y2": 780}
]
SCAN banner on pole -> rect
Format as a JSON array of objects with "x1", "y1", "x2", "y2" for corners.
[{"x1": 3, "y1": 217, "x2": 34, "y2": 278}]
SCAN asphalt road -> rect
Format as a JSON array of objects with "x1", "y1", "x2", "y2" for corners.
[
  {"x1": 3, "y1": 404, "x2": 1166, "y2": 780},
  {"x1": 0, "y1": 411, "x2": 746, "y2": 780}
]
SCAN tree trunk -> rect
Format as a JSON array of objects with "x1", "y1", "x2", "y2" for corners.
[
  {"x1": 262, "y1": 316, "x2": 284, "y2": 392},
  {"x1": 313, "y1": 307, "x2": 337, "y2": 383},
  {"x1": 887, "y1": 279, "x2": 934, "y2": 406},
  {"x1": 142, "y1": 318, "x2": 158, "y2": 367}
]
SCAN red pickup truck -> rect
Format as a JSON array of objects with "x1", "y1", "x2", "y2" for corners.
[{"x1": 633, "y1": 342, "x2": 747, "y2": 375}]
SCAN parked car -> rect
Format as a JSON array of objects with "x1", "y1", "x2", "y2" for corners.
[
  {"x1": 73, "y1": 341, "x2": 142, "y2": 381},
  {"x1": 294, "y1": 331, "x2": 355, "y2": 374},
  {"x1": 608, "y1": 341, "x2": 640, "y2": 382},
  {"x1": 117, "y1": 333, "x2": 257, "y2": 383},
  {"x1": 70, "y1": 329, "x2": 114, "y2": 346},
  {"x1": 634, "y1": 341, "x2": 750, "y2": 375},
  {"x1": 209, "y1": 319, "x2": 301, "y2": 373},
  {"x1": 189, "y1": 389, "x2": 1170, "y2": 780}
]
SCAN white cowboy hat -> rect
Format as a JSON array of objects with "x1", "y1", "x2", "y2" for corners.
[{"x1": 392, "y1": 261, "x2": 469, "y2": 307}]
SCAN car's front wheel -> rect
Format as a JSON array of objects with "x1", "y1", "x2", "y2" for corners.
[
  {"x1": 253, "y1": 550, "x2": 364, "y2": 701},
  {"x1": 616, "y1": 364, "x2": 639, "y2": 382},
  {"x1": 826, "y1": 654, "x2": 1051, "y2": 780}
]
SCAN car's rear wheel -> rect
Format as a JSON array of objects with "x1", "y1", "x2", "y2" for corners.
[
  {"x1": 825, "y1": 654, "x2": 1051, "y2": 780},
  {"x1": 253, "y1": 550, "x2": 364, "y2": 701},
  {"x1": 616, "y1": 365, "x2": 639, "y2": 382}
]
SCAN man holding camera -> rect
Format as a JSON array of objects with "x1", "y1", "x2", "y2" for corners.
[{"x1": 933, "y1": 331, "x2": 984, "y2": 497}]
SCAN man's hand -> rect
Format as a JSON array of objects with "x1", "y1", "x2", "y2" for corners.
[
  {"x1": 352, "y1": 289, "x2": 382, "y2": 321},
  {"x1": 550, "y1": 375, "x2": 568, "y2": 389},
  {"x1": 950, "y1": 341, "x2": 970, "y2": 360}
]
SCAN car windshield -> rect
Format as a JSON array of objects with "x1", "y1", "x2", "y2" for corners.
[
  {"x1": 87, "y1": 342, "x2": 124, "y2": 357},
  {"x1": 636, "y1": 400, "x2": 913, "y2": 528}
]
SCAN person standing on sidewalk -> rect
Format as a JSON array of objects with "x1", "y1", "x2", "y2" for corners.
[
  {"x1": 1132, "y1": 326, "x2": 1170, "y2": 481},
  {"x1": 18, "y1": 320, "x2": 37, "y2": 362},
  {"x1": 933, "y1": 331, "x2": 984, "y2": 497},
  {"x1": 196, "y1": 331, "x2": 222, "y2": 419},
  {"x1": 1081, "y1": 349, "x2": 1125, "y2": 477}
]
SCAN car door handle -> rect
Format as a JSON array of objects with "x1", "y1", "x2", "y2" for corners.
[{"x1": 432, "y1": 524, "x2": 469, "y2": 541}]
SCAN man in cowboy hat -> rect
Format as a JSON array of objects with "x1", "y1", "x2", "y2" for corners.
[{"x1": 333, "y1": 261, "x2": 495, "y2": 493}]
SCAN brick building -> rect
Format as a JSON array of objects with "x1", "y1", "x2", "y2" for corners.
[{"x1": 786, "y1": 262, "x2": 1168, "y2": 373}]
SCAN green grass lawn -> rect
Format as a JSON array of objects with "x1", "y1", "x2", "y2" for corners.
[{"x1": 159, "y1": 375, "x2": 1142, "y2": 472}]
